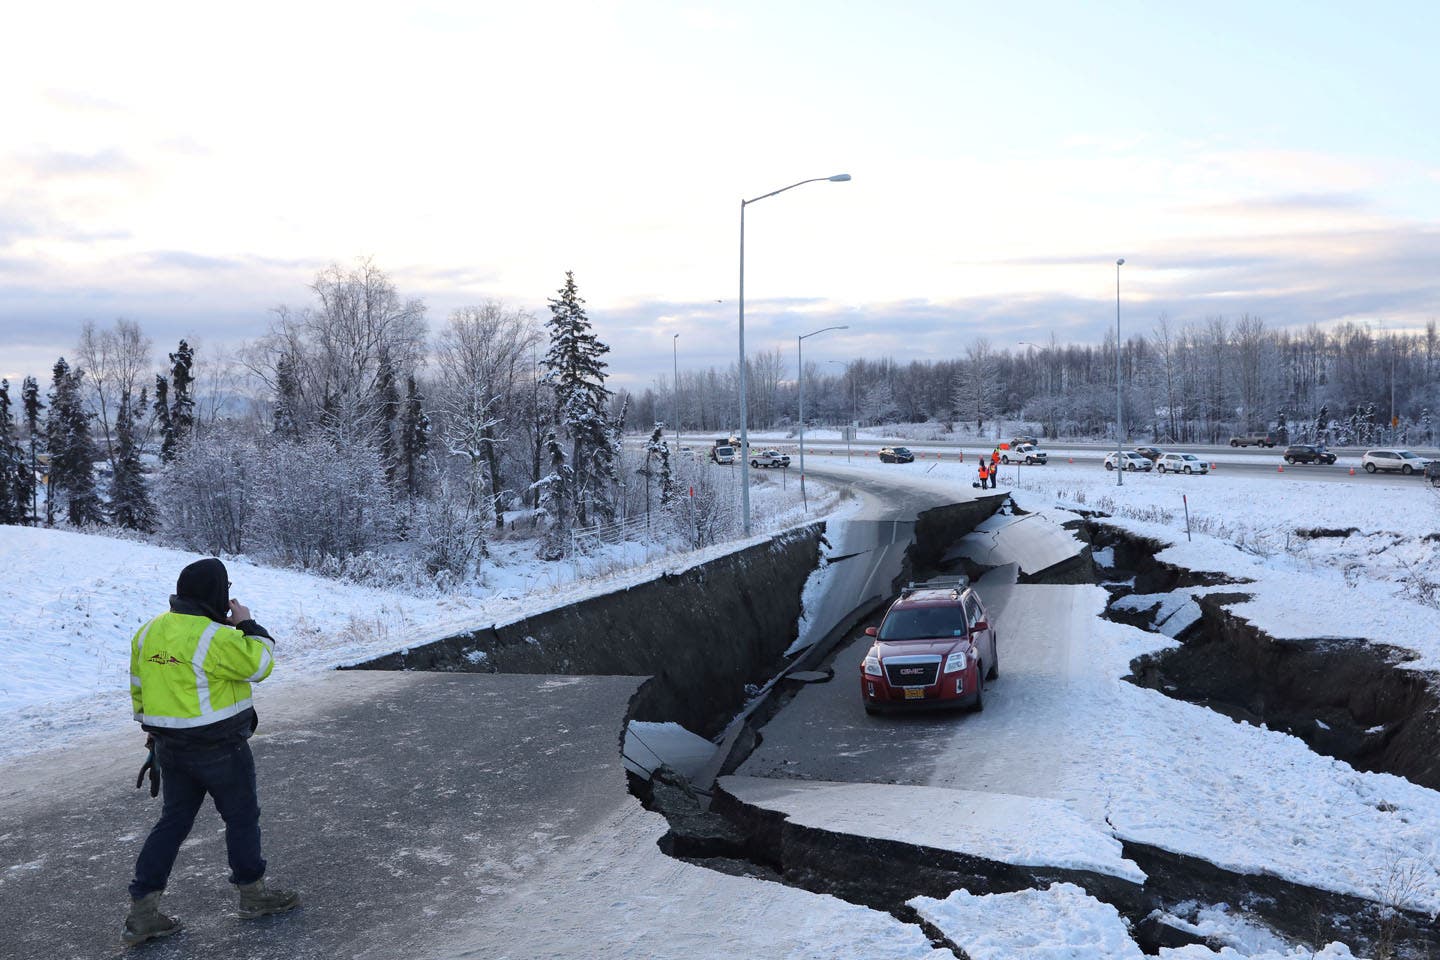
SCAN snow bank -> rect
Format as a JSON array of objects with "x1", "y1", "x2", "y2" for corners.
[
  {"x1": 911, "y1": 882, "x2": 1146, "y2": 959},
  {"x1": 912, "y1": 883, "x2": 1363, "y2": 960}
]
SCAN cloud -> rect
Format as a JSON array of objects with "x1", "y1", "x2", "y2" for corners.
[{"x1": 23, "y1": 147, "x2": 138, "y2": 179}]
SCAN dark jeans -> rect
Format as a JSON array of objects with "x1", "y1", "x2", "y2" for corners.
[{"x1": 130, "y1": 740, "x2": 266, "y2": 899}]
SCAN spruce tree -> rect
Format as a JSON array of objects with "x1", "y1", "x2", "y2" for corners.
[
  {"x1": 543, "y1": 271, "x2": 612, "y2": 527},
  {"x1": 21, "y1": 376, "x2": 43, "y2": 522},
  {"x1": 46, "y1": 358, "x2": 104, "y2": 527},
  {"x1": 0, "y1": 380, "x2": 21, "y2": 524},
  {"x1": 109, "y1": 391, "x2": 156, "y2": 532},
  {"x1": 400, "y1": 375, "x2": 430, "y2": 497},
  {"x1": 273, "y1": 354, "x2": 301, "y2": 439},
  {"x1": 153, "y1": 374, "x2": 174, "y2": 462},
  {"x1": 535, "y1": 429, "x2": 571, "y2": 560},
  {"x1": 167, "y1": 340, "x2": 195, "y2": 450},
  {"x1": 375, "y1": 352, "x2": 400, "y2": 485}
]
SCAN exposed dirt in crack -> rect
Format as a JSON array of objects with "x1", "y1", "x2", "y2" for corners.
[
  {"x1": 633, "y1": 509, "x2": 1440, "y2": 958},
  {"x1": 1089, "y1": 520, "x2": 1440, "y2": 792}
]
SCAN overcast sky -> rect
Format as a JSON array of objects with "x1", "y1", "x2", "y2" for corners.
[{"x1": 3, "y1": 0, "x2": 1437, "y2": 390}]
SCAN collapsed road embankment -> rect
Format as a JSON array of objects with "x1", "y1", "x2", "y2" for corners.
[{"x1": 347, "y1": 525, "x2": 824, "y2": 738}]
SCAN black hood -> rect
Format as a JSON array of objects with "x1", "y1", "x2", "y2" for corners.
[{"x1": 172, "y1": 558, "x2": 229, "y2": 622}]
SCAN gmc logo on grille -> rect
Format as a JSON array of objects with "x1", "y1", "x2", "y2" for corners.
[{"x1": 899, "y1": 667, "x2": 925, "y2": 676}]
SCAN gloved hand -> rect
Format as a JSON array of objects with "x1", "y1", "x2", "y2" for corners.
[{"x1": 135, "y1": 735, "x2": 160, "y2": 798}]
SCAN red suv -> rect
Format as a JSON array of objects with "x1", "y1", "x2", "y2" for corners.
[{"x1": 860, "y1": 577, "x2": 998, "y2": 714}]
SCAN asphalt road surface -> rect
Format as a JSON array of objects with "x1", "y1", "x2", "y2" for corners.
[{"x1": 0, "y1": 671, "x2": 643, "y2": 960}]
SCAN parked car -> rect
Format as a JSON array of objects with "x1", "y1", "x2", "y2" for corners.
[
  {"x1": 1104, "y1": 450, "x2": 1154, "y2": 471},
  {"x1": 710, "y1": 445, "x2": 736, "y2": 465},
  {"x1": 1229, "y1": 433, "x2": 1277, "y2": 448},
  {"x1": 1155, "y1": 452, "x2": 1209, "y2": 474},
  {"x1": 1361, "y1": 449, "x2": 1430, "y2": 475},
  {"x1": 1283, "y1": 444, "x2": 1336, "y2": 465},
  {"x1": 1134, "y1": 446, "x2": 1165, "y2": 462},
  {"x1": 879, "y1": 446, "x2": 915, "y2": 464},
  {"x1": 1000, "y1": 444, "x2": 1047, "y2": 465},
  {"x1": 750, "y1": 449, "x2": 791, "y2": 469},
  {"x1": 860, "y1": 577, "x2": 996, "y2": 714},
  {"x1": 1008, "y1": 436, "x2": 1039, "y2": 449}
]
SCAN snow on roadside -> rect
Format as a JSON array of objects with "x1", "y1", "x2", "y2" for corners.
[
  {"x1": 911, "y1": 883, "x2": 1363, "y2": 959},
  {"x1": 0, "y1": 474, "x2": 844, "y2": 765}
]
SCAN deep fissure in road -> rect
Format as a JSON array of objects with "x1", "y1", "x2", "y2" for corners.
[{"x1": 1086, "y1": 520, "x2": 1440, "y2": 792}]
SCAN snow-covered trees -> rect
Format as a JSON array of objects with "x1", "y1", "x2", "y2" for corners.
[
  {"x1": 159, "y1": 422, "x2": 254, "y2": 555},
  {"x1": 543, "y1": 272, "x2": 614, "y2": 529},
  {"x1": 400, "y1": 375, "x2": 430, "y2": 497},
  {"x1": 109, "y1": 391, "x2": 156, "y2": 532},
  {"x1": 0, "y1": 380, "x2": 29, "y2": 524},
  {"x1": 251, "y1": 435, "x2": 396, "y2": 567},
  {"x1": 45, "y1": 358, "x2": 104, "y2": 527},
  {"x1": 435, "y1": 301, "x2": 539, "y2": 527}
]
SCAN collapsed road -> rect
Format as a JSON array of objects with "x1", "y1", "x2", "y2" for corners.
[{"x1": 9, "y1": 461, "x2": 1439, "y2": 959}]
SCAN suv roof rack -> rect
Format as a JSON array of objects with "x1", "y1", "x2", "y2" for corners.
[{"x1": 899, "y1": 575, "x2": 970, "y2": 600}]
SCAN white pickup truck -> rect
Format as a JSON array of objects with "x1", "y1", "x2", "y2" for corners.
[{"x1": 749, "y1": 449, "x2": 791, "y2": 469}]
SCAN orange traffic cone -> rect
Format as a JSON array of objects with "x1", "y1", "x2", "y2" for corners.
[
  {"x1": 1210, "y1": 462, "x2": 1217, "y2": 470},
  {"x1": 1349, "y1": 466, "x2": 1355, "y2": 475},
  {"x1": 1278, "y1": 464, "x2": 1284, "y2": 473},
  {"x1": 1069, "y1": 457, "x2": 1074, "y2": 464}
]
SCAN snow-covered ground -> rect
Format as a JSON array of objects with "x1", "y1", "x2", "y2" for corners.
[
  {"x1": 0, "y1": 471, "x2": 843, "y2": 764},
  {"x1": 912, "y1": 883, "x2": 1362, "y2": 959},
  {"x1": 808, "y1": 455, "x2": 1440, "y2": 613}
]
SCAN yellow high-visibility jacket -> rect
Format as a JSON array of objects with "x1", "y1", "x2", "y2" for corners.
[{"x1": 129, "y1": 612, "x2": 275, "y2": 730}]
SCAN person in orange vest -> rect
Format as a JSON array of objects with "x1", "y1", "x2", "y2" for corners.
[
  {"x1": 989, "y1": 448, "x2": 1000, "y2": 488},
  {"x1": 977, "y1": 459, "x2": 989, "y2": 489}
]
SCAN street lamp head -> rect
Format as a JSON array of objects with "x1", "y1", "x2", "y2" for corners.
[
  {"x1": 1116, "y1": 258, "x2": 1125, "y2": 266},
  {"x1": 673, "y1": 333, "x2": 680, "y2": 340},
  {"x1": 828, "y1": 174, "x2": 852, "y2": 182}
]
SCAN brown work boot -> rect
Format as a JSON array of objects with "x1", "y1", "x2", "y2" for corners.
[
  {"x1": 122, "y1": 891, "x2": 181, "y2": 946},
  {"x1": 237, "y1": 877, "x2": 301, "y2": 919}
]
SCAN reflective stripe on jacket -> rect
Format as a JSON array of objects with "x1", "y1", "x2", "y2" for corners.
[{"x1": 129, "y1": 612, "x2": 275, "y2": 730}]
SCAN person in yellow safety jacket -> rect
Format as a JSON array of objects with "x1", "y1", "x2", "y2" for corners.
[{"x1": 122, "y1": 558, "x2": 301, "y2": 947}]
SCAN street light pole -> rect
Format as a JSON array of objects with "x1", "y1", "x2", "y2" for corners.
[
  {"x1": 827, "y1": 360, "x2": 854, "y2": 462},
  {"x1": 737, "y1": 173, "x2": 851, "y2": 536},
  {"x1": 797, "y1": 325, "x2": 848, "y2": 511},
  {"x1": 672, "y1": 333, "x2": 680, "y2": 455},
  {"x1": 1116, "y1": 258, "x2": 1125, "y2": 488}
]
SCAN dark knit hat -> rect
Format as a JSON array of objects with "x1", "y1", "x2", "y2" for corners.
[{"x1": 176, "y1": 558, "x2": 230, "y2": 621}]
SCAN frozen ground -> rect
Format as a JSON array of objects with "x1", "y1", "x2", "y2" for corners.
[{"x1": 912, "y1": 883, "x2": 1362, "y2": 959}]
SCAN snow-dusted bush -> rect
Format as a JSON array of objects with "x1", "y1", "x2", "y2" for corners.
[
  {"x1": 158, "y1": 421, "x2": 257, "y2": 555},
  {"x1": 250, "y1": 435, "x2": 397, "y2": 567},
  {"x1": 409, "y1": 472, "x2": 487, "y2": 580}
]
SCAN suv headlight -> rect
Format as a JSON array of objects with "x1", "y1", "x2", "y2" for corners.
[
  {"x1": 863, "y1": 656, "x2": 882, "y2": 677},
  {"x1": 944, "y1": 652, "x2": 967, "y2": 674}
]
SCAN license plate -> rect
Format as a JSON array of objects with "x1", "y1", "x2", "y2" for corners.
[{"x1": 904, "y1": 688, "x2": 924, "y2": 700}]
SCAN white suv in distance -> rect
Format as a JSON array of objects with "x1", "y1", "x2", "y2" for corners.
[
  {"x1": 1361, "y1": 449, "x2": 1430, "y2": 475},
  {"x1": 1104, "y1": 451, "x2": 1153, "y2": 472},
  {"x1": 1155, "y1": 453, "x2": 1209, "y2": 474}
]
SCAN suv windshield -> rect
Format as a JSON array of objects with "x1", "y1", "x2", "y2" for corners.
[
  {"x1": 894, "y1": 447, "x2": 911, "y2": 455},
  {"x1": 879, "y1": 606, "x2": 967, "y2": 641}
]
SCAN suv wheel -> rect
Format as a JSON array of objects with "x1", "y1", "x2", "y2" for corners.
[
  {"x1": 1402, "y1": 464, "x2": 1414, "y2": 475},
  {"x1": 1184, "y1": 465, "x2": 1193, "y2": 474},
  {"x1": 1364, "y1": 462, "x2": 1377, "y2": 473},
  {"x1": 1105, "y1": 461, "x2": 1114, "y2": 471},
  {"x1": 1157, "y1": 464, "x2": 1166, "y2": 473},
  {"x1": 1230, "y1": 440, "x2": 1240, "y2": 447}
]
